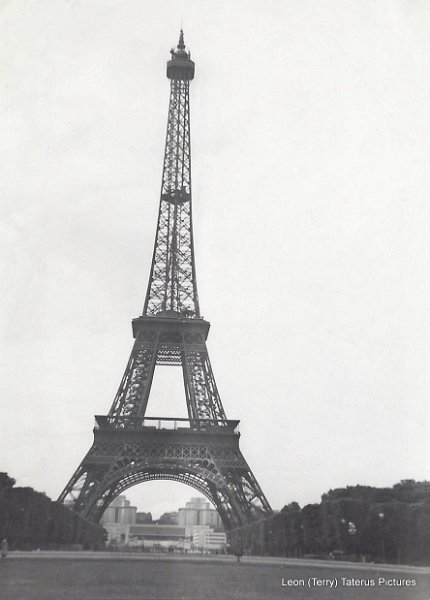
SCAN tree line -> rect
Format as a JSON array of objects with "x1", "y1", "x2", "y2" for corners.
[
  {"x1": 229, "y1": 480, "x2": 430, "y2": 565},
  {"x1": 0, "y1": 473, "x2": 106, "y2": 550},
  {"x1": 135, "y1": 510, "x2": 179, "y2": 525},
  {"x1": 2, "y1": 472, "x2": 428, "y2": 563}
]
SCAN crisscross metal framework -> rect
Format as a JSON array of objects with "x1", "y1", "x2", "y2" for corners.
[
  {"x1": 58, "y1": 427, "x2": 272, "y2": 527},
  {"x1": 144, "y1": 75, "x2": 198, "y2": 318},
  {"x1": 58, "y1": 32, "x2": 272, "y2": 531}
]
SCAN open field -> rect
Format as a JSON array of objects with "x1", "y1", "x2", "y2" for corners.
[{"x1": 0, "y1": 553, "x2": 428, "y2": 600}]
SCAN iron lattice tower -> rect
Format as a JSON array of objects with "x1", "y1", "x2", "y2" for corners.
[{"x1": 59, "y1": 32, "x2": 272, "y2": 529}]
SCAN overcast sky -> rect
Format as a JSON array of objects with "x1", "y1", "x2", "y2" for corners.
[{"x1": 0, "y1": 0, "x2": 429, "y2": 519}]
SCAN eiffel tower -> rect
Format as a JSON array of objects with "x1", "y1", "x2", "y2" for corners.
[{"x1": 59, "y1": 31, "x2": 272, "y2": 530}]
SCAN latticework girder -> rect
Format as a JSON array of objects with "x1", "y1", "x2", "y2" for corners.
[
  {"x1": 108, "y1": 319, "x2": 227, "y2": 421},
  {"x1": 58, "y1": 31, "x2": 272, "y2": 532},
  {"x1": 58, "y1": 428, "x2": 271, "y2": 528},
  {"x1": 144, "y1": 75, "x2": 198, "y2": 318}
]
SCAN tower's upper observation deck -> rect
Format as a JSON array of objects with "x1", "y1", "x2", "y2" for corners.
[{"x1": 167, "y1": 30, "x2": 195, "y2": 81}]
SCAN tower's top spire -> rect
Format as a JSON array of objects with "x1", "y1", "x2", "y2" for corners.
[
  {"x1": 178, "y1": 29, "x2": 185, "y2": 51},
  {"x1": 167, "y1": 29, "x2": 195, "y2": 81}
]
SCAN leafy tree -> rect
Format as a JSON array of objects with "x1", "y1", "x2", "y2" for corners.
[
  {"x1": 281, "y1": 502, "x2": 303, "y2": 557},
  {"x1": 0, "y1": 473, "x2": 15, "y2": 492},
  {"x1": 321, "y1": 481, "x2": 430, "y2": 505},
  {"x1": 0, "y1": 474, "x2": 106, "y2": 550},
  {"x1": 281, "y1": 501, "x2": 301, "y2": 512},
  {"x1": 226, "y1": 480, "x2": 430, "y2": 564},
  {"x1": 136, "y1": 511, "x2": 153, "y2": 524},
  {"x1": 302, "y1": 504, "x2": 326, "y2": 554},
  {"x1": 157, "y1": 511, "x2": 179, "y2": 525},
  {"x1": 392, "y1": 480, "x2": 430, "y2": 504},
  {"x1": 321, "y1": 485, "x2": 394, "y2": 503}
]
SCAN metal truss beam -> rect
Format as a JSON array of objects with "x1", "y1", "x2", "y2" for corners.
[{"x1": 58, "y1": 32, "x2": 272, "y2": 532}]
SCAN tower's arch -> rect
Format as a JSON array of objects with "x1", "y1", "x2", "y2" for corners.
[{"x1": 88, "y1": 470, "x2": 221, "y2": 524}]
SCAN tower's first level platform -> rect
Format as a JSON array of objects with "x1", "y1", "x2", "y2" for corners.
[{"x1": 94, "y1": 415, "x2": 239, "y2": 436}]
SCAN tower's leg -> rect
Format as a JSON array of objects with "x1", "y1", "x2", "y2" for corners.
[
  {"x1": 109, "y1": 333, "x2": 158, "y2": 419},
  {"x1": 182, "y1": 338, "x2": 226, "y2": 421}
]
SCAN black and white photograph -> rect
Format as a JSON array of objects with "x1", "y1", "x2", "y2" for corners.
[{"x1": 0, "y1": 1, "x2": 429, "y2": 598}]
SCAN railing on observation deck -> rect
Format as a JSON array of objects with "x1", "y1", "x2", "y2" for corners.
[{"x1": 94, "y1": 415, "x2": 240, "y2": 434}]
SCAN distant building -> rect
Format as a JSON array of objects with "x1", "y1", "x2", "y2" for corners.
[
  {"x1": 128, "y1": 524, "x2": 186, "y2": 549},
  {"x1": 192, "y1": 525, "x2": 227, "y2": 552},
  {"x1": 100, "y1": 495, "x2": 137, "y2": 544},
  {"x1": 178, "y1": 497, "x2": 223, "y2": 537},
  {"x1": 101, "y1": 494, "x2": 226, "y2": 552},
  {"x1": 101, "y1": 495, "x2": 137, "y2": 525}
]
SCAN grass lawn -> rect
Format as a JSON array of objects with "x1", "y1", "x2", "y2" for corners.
[{"x1": 0, "y1": 556, "x2": 428, "y2": 600}]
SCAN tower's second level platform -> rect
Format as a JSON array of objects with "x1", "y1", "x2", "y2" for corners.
[{"x1": 132, "y1": 315, "x2": 210, "y2": 340}]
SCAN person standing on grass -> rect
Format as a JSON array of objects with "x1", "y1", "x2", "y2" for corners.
[{"x1": 1, "y1": 539, "x2": 8, "y2": 558}]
